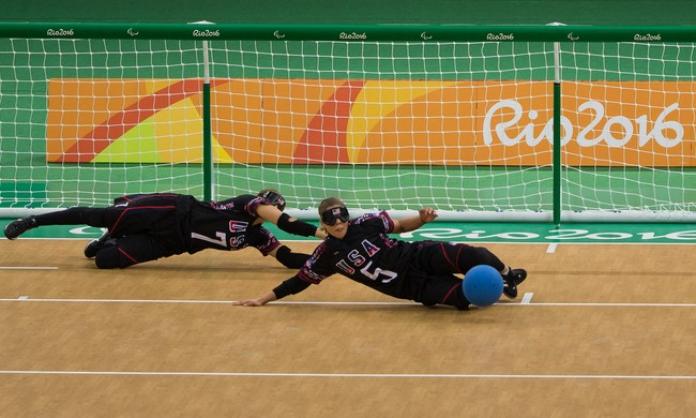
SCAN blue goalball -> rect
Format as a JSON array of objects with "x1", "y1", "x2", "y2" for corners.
[{"x1": 462, "y1": 265, "x2": 504, "y2": 307}]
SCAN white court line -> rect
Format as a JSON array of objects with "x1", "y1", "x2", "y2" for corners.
[
  {"x1": 0, "y1": 370, "x2": 694, "y2": 380},
  {"x1": 0, "y1": 266, "x2": 58, "y2": 270},
  {"x1": 546, "y1": 243, "x2": 558, "y2": 253},
  {"x1": 521, "y1": 292, "x2": 534, "y2": 304},
  {"x1": 1, "y1": 297, "x2": 696, "y2": 308}
]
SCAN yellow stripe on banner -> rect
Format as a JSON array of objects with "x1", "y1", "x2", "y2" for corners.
[{"x1": 346, "y1": 81, "x2": 457, "y2": 162}]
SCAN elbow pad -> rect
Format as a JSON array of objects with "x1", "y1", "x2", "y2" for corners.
[
  {"x1": 275, "y1": 245, "x2": 311, "y2": 269},
  {"x1": 273, "y1": 275, "x2": 311, "y2": 299},
  {"x1": 277, "y1": 212, "x2": 317, "y2": 237}
]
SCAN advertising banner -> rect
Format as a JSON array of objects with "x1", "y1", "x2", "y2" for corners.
[{"x1": 46, "y1": 78, "x2": 696, "y2": 166}]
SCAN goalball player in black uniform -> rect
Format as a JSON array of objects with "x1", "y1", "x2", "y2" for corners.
[
  {"x1": 235, "y1": 197, "x2": 527, "y2": 309},
  {"x1": 3, "y1": 190, "x2": 324, "y2": 269}
]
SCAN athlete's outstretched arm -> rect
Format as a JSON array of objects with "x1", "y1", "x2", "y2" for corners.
[
  {"x1": 256, "y1": 204, "x2": 327, "y2": 239},
  {"x1": 392, "y1": 208, "x2": 438, "y2": 233},
  {"x1": 234, "y1": 275, "x2": 311, "y2": 306}
]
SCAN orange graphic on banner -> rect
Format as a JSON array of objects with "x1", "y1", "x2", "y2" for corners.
[{"x1": 46, "y1": 79, "x2": 696, "y2": 166}]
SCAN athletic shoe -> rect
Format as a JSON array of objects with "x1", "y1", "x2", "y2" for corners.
[
  {"x1": 3, "y1": 216, "x2": 38, "y2": 240},
  {"x1": 84, "y1": 232, "x2": 114, "y2": 258},
  {"x1": 503, "y1": 268, "x2": 527, "y2": 299}
]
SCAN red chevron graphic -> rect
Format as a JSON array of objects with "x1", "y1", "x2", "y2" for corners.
[
  {"x1": 293, "y1": 80, "x2": 365, "y2": 164},
  {"x1": 58, "y1": 79, "x2": 227, "y2": 162}
]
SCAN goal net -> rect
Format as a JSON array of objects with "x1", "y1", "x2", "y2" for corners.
[
  {"x1": 1, "y1": 24, "x2": 695, "y2": 221},
  {"x1": 559, "y1": 41, "x2": 696, "y2": 220}
]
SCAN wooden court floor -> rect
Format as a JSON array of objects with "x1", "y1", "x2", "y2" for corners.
[{"x1": 1, "y1": 239, "x2": 696, "y2": 417}]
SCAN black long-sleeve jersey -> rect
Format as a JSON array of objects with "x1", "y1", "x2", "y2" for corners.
[
  {"x1": 110, "y1": 193, "x2": 281, "y2": 256},
  {"x1": 296, "y1": 211, "x2": 419, "y2": 298},
  {"x1": 185, "y1": 194, "x2": 281, "y2": 255}
]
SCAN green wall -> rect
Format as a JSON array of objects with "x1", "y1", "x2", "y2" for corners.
[{"x1": 2, "y1": 0, "x2": 695, "y2": 25}]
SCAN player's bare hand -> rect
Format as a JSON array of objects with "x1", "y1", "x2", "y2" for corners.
[
  {"x1": 419, "y1": 208, "x2": 438, "y2": 223},
  {"x1": 315, "y1": 227, "x2": 328, "y2": 239},
  {"x1": 233, "y1": 298, "x2": 267, "y2": 307}
]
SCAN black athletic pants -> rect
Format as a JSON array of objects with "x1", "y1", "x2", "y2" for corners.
[
  {"x1": 404, "y1": 241, "x2": 507, "y2": 310},
  {"x1": 34, "y1": 194, "x2": 187, "y2": 268}
]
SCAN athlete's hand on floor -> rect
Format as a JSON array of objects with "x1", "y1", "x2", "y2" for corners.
[{"x1": 233, "y1": 298, "x2": 267, "y2": 307}]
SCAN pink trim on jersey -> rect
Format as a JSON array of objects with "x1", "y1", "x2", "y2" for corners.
[
  {"x1": 297, "y1": 242, "x2": 329, "y2": 284},
  {"x1": 120, "y1": 193, "x2": 180, "y2": 203},
  {"x1": 264, "y1": 240, "x2": 282, "y2": 256},
  {"x1": 455, "y1": 244, "x2": 464, "y2": 273},
  {"x1": 117, "y1": 246, "x2": 138, "y2": 264},
  {"x1": 353, "y1": 211, "x2": 395, "y2": 234},
  {"x1": 109, "y1": 205, "x2": 176, "y2": 234},
  {"x1": 440, "y1": 282, "x2": 461, "y2": 304},
  {"x1": 439, "y1": 242, "x2": 460, "y2": 273},
  {"x1": 257, "y1": 234, "x2": 281, "y2": 256},
  {"x1": 245, "y1": 196, "x2": 273, "y2": 218},
  {"x1": 377, "y1": 211, "x2": 395, "y2": 233}
]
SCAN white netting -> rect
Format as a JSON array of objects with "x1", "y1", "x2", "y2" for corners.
[
  {"x1": 561, "y1": 42, "x2": 696, "y2": 216},
  {"x1": 210, "y1": 40, "x2": 553, "y2": 217},
  {"x1": 1, "y1": 35, "x2": 695, "y2": 221},
  {"x1": 0, "y1": 38, "x2": 205, "y2": 211}
]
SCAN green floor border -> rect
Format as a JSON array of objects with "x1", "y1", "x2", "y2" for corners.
[{"x1": 2, "y1": 220, "x2": 696, "y2": 244}]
